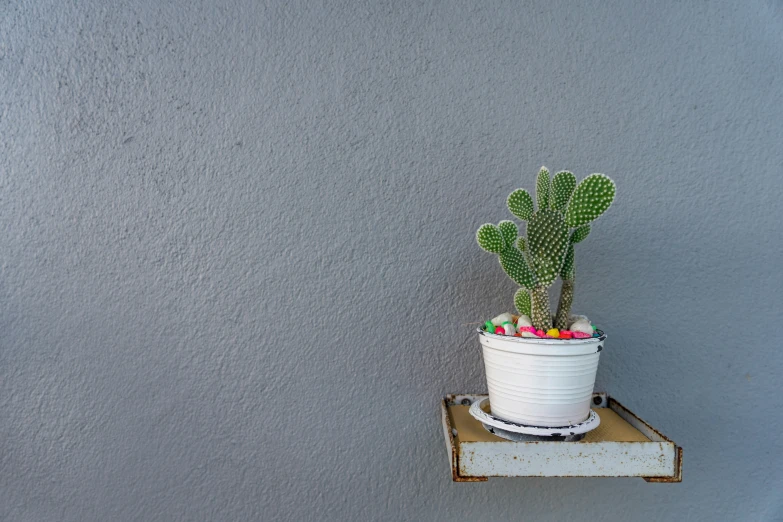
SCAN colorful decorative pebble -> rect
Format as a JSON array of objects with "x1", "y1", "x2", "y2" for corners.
[
  {"x1": 491, "y1": 313, "x2": 514, "y2": 326},
  {"x1": 570, "y1": 319, "x2": 593, "y2": 335},
  {"x1": 483, "y1": 313, "x2": 601, "y2": 340}
]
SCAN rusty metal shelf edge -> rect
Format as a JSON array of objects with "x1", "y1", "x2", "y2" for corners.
[
  {"x1": 441, "y1": 395, "x2": 487, "y2": 482},
  {"x1": 442, "y1": 393, "x2": 682, "y2": 483}
]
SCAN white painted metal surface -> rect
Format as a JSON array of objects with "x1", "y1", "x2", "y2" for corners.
[
  {"x1": 478, "y1": 330, "x2": 604, "y2": 426},
  {"x1": 441, "y1": 393, "x2": 683, "y2": 482},
  {"x1": 459, "y1": 439, "x2": 674, "y2": 478}
]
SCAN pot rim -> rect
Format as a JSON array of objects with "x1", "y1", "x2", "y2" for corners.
[
  {"x1": 477, "y1": 328, "x2": 606, "y2": 344},
  {"x1": 478, "y1": 328, "x2": 605, "y2": 356}
]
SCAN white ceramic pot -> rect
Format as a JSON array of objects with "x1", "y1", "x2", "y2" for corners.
[{"x1": 478, "y1": 329, "x2": 604, "y2": 427}]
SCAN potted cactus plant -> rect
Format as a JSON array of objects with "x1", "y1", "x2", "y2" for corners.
[{"x1": 475, "y1": 167, "x2": 615, "y2": 428}]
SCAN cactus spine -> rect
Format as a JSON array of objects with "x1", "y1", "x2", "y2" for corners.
[{"x1": 477, "y1": 166, "x2": 616, "y2": 332}]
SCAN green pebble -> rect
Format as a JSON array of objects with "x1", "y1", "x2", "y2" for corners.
[{"x1": 485, "y1": 321, "x2": 496, "y2": 333}]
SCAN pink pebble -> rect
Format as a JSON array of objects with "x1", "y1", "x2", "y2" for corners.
[
  {"x1": 495, "y1": 326, "x2": 505, "y2": 335},
  {"x1": 572, "y1": 331, "x2": 591, "y2": 339},
  {"x1": 535, "y1": 329, "x2": 545, "y2": 337},
  {"x1": 520, "y1": 326, "x2": 537, "y2": 333}
]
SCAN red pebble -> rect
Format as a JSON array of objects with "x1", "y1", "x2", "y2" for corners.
[
  {"x1": 560, "y1": 331, "x2": 573, "y2": 339},
  {"x1": 495, "y1": 326, "x2": 505, "y2": 335},
  {"x1": 514, "y1": 333, "x2": 522, "y2": 337}
]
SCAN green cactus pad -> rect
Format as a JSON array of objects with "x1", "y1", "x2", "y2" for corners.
[
  {"x1": 507, "y1": 189, "x2": 534, "y2": 221},
  {"x1": 516, "y1": 237, "x2": 528, "y2": 252},
  {"x1": 570, "y1": 224, "x2": 591, "y2": 244},
  {"x1": 565, "y1": 174, "x2": 616, "y2": 227},
  {"x1": 514, "y1": 288, "x2": 532, "y2": 317},
  {"x1": 550, "y1": 171, "x2": 577, "y2": 211},
  {"x1": 498, "y1": 220, "x2": 518, "y2": 248},
  {"x1": 499, "y1": 247, "x2": 536, "y2": 289},
  {"x1": 476, "y1": 223, "x2": 505, "y2": 253},
  {"x1": 560, "y1": 243, "x2": 575, "y2": 280},
  {"x1": 527, "y1": 209, "x2": 569, "y2": 287},
  {"x1": 536, "y1": 166, "x2": 550, "y2": 210}
]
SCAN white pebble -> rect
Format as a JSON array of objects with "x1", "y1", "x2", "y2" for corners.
[
  {"x1": 491, "y1": 312, "x2": 514, "y2": 326},
  {"x1": 516, "y1": 315, "x2": 533, "y2": 328},
  {"x1": 520, "y1": 331, "x2": 539, "y2": 338},
  {"x1": 501, "y1": 321, "x2": 516, "y2": 335},
  {"x1": 568, "y1": 315, "x2": 589, "y2": 326},
  {"x1": 570, "y1": 319, "x2": 593, "y2": 334}
]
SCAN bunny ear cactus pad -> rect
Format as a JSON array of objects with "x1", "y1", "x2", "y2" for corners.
[
  {"x1": 499, "y1": 247, "x2": 535, "y2": 289},
  {"x1": 527, "y1": 209, "x2": 569, "y2": 287},
  {"x1": 565, "y1": 174, "x2": 616, "y2": 227},
  {"x1": 570, "y1": 224, "x2": 591, "y2": 244},
  {"x1": 536, "y1": 167, "x2": 550, "y2": 210},
  {"x1": 497, "y1": 220, "x2": 535, "y2": 289},
  {"x1": 498, "y1": 220, "x2": 518, "y2": 248},
  {"x1": 560, "y1": 243, "x2": 575, "y2": 281},
  {"x1": 507, "y1": 189, "x2": 534, "y2": 221},
  {"x1": 476, "y1": 223, "x2": 505, "y2": 253},
  {"x1": 550, "y1": 171, "x2": 577, "y2": 211},
  {"x1": 514, "y1": 288, "x2": 532, "y2": 317}
]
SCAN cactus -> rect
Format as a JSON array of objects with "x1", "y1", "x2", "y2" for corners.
[
  {"x1": 570, "y1": 224, "x2": 591, "y2": 245},
  {"x1": 477, "y1": 222, "x2": 535, "y2": 289},
  {"x1": 507, "y1": 189, "x2": 534, "y2": 221},
  {"x1": 554, "y1": 235, "x2": 579, "y2": 330},
  {"x1": 476, "y1": 223, "x2": 505, "y2": 253},
  {"x1": 514, "y1": 288, "x2": 531, "y2": 317},
  {"x1": 536, "y1": 166, "x2": 550, "y2": 210},
  {"x1": 553, "y1": 175, "x2": 614, "y2": 327},
  {"x1": 499, "y1": 243, "x2": 536, "y2": 289},
  {"x1": 549, "y1": 171, "x2": 576, "y2": 211},
  {"x1": 498, "y1": 220, "x2": 518, "y2": 247},
  {"x1": 477, "y1": 166, "x2": 616, "y2": 333},
  {"x1": 564, "y1": 174, "x2": 616, "y2": 227},
  {"x1": 527, "y1": 209, "x2": 569, "y2": 287},
  {"x1": 525, "y1": 209, "x2": 569, "y2": 330}
]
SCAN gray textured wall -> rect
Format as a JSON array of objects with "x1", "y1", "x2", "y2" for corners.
[{"x1": 2, "y1": 1, "x2": 782, "y2": 520}]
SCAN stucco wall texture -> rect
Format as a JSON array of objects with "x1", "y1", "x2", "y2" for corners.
[{"x1": 2, "y1": 1, "x2": 782, "y2": 520}]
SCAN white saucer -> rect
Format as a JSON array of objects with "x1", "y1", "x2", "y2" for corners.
[{"x1": 468, "y1": 397, "x2": 600, "y2": 441}]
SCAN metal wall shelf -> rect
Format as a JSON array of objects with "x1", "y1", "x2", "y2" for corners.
[{"x1": 441, "y1": 393, "x2": 682, "y2": 482}]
